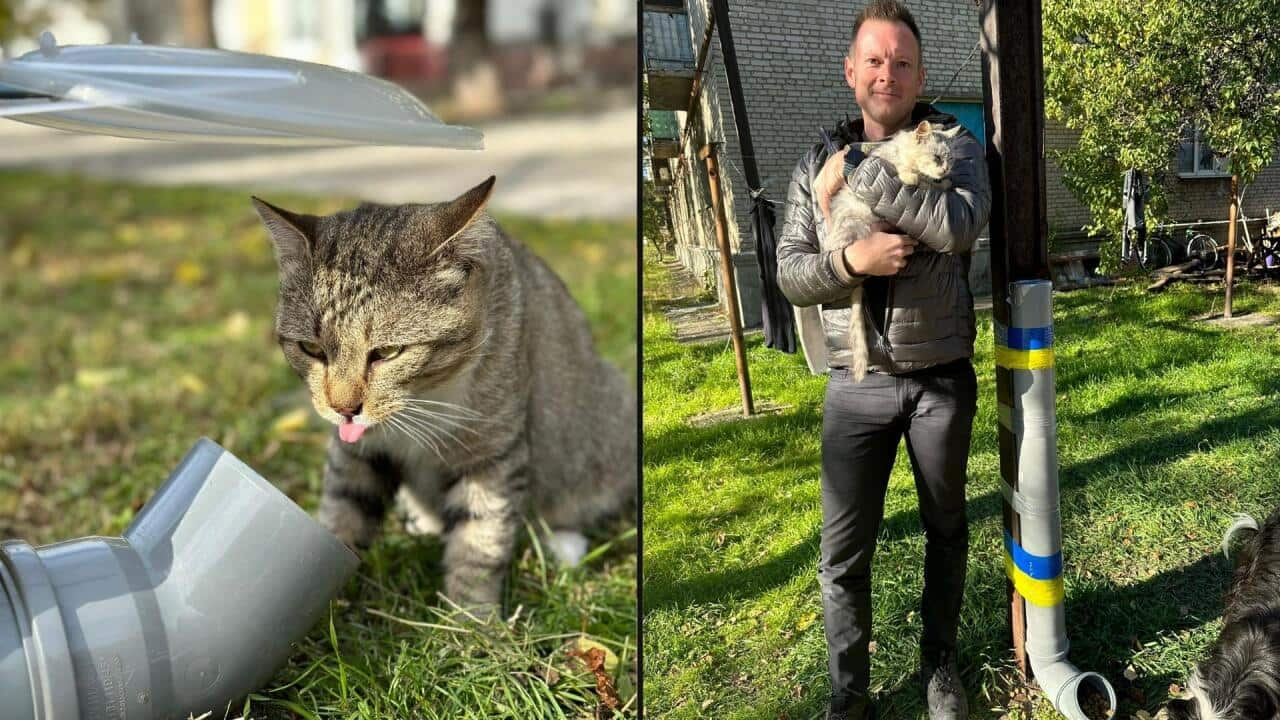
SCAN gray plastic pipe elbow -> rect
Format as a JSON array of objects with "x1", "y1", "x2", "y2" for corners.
[
  {"x1": 999, "y1": 281, "x2": 1116, "y2": 720},
  {"x1": 0, "y1": 438, "x2": 360, "y2": 720}
]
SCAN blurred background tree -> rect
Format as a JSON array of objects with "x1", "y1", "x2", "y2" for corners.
[{"x1": 0, "y1": 0, "x2": 52, "y2": 44}]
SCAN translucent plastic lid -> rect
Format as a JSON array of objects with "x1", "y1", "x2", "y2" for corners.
[{"x1": 0, "y1": 32, "x2": 483, "y2": 148}]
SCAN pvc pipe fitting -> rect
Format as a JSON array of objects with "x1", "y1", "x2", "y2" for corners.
[
  {"x1": 0, "y1": 438, "x2": 360, "y2": 720},
  {"x1": 999, "y1": 280, "x2": 1117, "y2": 719}
]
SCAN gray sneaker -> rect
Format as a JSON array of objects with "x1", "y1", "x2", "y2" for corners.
[
  {"x1": 921, "y1": 650, "x2": 969, "y2": 720},
  {"x1": 826, "y1": 700, "x2": 876, "y2": 720}
]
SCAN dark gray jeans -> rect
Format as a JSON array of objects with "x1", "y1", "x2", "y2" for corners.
[{"x1": 820, "y1": 360, "x2": 978, "y2": 714}]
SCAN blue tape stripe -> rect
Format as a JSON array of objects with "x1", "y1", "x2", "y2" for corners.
[
  {"x1": 1008, "y1": 327, "x2": 1053, "y2": 350},
  {"x1": 995, "y1": 323, "x2": 1054, "y2": 350},
  {"x1": 1003, "y1": 531, "x2": 1062, "y2": 580}
]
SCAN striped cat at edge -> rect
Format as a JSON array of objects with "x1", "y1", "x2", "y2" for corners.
[{"x1": 252, "y1": 176, "x2": 635, "y2": 614}]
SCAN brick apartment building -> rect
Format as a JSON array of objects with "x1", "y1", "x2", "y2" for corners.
[{"x1": 643, "y1": 0, "x2": 1280, "y2": 327}]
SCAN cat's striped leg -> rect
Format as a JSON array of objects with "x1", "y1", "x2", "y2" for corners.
[
  {"x1": 317, "y1": 436, "x2": 403, "y2": 549},
  {"x1": 440, "y1": 439, "x2": 529, "y2": 617}
]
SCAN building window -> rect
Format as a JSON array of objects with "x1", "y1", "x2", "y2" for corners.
[{"x1": 1178, "y1": 127, "x2": 1231, "y2": 178}]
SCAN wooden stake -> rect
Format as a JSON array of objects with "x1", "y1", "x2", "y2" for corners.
[
  {"x1": 1225, "y1": 174, "x2": 1239, "y2": 319},
  {"x1": 700, "y1": 142, "x2": 754, "y2": 417},
  {"x1": 980, "y1": 0, "x2": 1050, "y2": 679}
]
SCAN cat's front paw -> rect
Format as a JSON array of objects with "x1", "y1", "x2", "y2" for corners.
[
  {"x1": 545, "y1": 530, "x2": 588, "y2": 567},
  {"x1": 438, "y1": 591, "x2": 503, "y2": 624},
  {"x1": 318, "y1": 496, "x2": 378, "y2": 550}
]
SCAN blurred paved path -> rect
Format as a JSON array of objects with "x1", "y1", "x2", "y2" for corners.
[{"x1": 0, "y1": 107, "x2": 636, "y2": 220}]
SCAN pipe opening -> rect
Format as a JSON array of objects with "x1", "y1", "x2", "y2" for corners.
[{"x1": 1070, "y1": 672, "x2": 1117, "y2": 720}]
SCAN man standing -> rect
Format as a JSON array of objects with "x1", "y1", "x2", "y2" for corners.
[{"x1": 775, "y1": 2, "x2": 991, "y2": 719}]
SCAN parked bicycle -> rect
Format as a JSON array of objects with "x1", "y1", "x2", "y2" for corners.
[
  {"x1": 1127, "y1": 225, "x2": 1208, "y2": 271},
  {"x1": 1163, "y1": 185, "x2": 1280, "y2": 272}
]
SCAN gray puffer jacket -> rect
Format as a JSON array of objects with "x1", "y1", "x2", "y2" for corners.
[{"x1": 776, "y1": 104, "x2": 991, "y2": 373}]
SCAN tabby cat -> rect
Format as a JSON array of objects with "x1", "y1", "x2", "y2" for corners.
[
  {"x1": 825, "y1": 120, "x2": 961, "y2": 381},
  {"x1": 252, "y1": 176, "x2": 635, "y2": 613}
]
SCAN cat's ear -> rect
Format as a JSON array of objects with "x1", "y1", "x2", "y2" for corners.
[
  {"x1": 914, "y1": 121, "x2": 932, "y2": 142},
  {"x1": 252, "y1": 197, "x2": 317, "y2": 275},
  {"x1": 438, "y1": 175, "x2": 496, "y2": 244},
  {"x1": 941, "y1": 125, "x2": 964, "y2": 139}
]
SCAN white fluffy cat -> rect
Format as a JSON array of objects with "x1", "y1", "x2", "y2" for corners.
[{"x1": 824, "y1": 120, "x2": 963, "y2": 381}]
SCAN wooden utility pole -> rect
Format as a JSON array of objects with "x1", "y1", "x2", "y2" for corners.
[
  {"x1": 1225, "y1": 174, "x2": 1239, "y2": 318},
  {"x1": 980, "y1": 0, "x2": 1051, "y2": 678},
  {"x1": 700, "y1": 142, "x2": 755, "y2": 417}
]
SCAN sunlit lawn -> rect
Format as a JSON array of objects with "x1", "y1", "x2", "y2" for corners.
[{"x1": 643, "y1": 253, "x2": 1280, "y2": 719}]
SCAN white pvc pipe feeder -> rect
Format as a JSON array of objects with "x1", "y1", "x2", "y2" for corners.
[
  {"x1": 0, "y1": 439, "x2": 360, "y2": 720},
  {"x1": 997, "y1": 280, "x2": 1117, "y2": 719}
]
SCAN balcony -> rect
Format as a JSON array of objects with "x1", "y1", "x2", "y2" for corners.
[
  {"x1": 643, "y1": 10, "x2": 695, "y2": 110},
  {"x1": 654, "y1": 159, "x2": 675, "y2": 186},
  {"x1": 649, "y1": 110, "x2": 680, "y2": 159}
]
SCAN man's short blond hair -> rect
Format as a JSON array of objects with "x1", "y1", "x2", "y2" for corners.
[{"x1": 849, "y1": 0, "x2": 923, "y2": 62}]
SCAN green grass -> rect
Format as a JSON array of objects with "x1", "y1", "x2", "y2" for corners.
[
  {"x1": 643, "y1": 254, "x2": 1280, "y2": 719},
  {"x1": 0, "y1": 171, "x2": 637, "y2": 719}
]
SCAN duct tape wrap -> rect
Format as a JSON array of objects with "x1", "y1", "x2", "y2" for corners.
[
  {"x1": 994, "y1": 323, "x2": 1054, "y2": 370},
  {"x1": 998, "y1": 280, "x2": 1115, "y2": 720},
  {"x1": 1003, "y1": 531, "x2": 1064, "y2": 608}
]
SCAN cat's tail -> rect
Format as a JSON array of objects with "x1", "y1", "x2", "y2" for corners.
[
  {"x1": 849, "y1": 286, "x2": 869, "y2": 383},
  {"x1": 1223, "y1": 513, "x2": 1260, "y2": 561}
]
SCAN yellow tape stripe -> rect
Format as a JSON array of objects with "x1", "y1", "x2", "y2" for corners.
[
  {"x1": 1003, "y1": 554, "x2": 1065, "y2": 607},
  {"x1": 995, "y1": 346, "x2": 1055, "y2": 370}
]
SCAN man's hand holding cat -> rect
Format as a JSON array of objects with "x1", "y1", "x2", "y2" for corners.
[{"x1": 842, "y1": 221, "x2": 916, "y2": 276}]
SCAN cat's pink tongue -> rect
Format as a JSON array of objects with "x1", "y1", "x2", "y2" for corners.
[{"x1": 338, "y1": 421, "x2": 367, "y2": 443}]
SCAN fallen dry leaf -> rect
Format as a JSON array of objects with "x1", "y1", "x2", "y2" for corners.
[
  {"x1": 178, "y1": 373, "x2": 207, "y2": 396},
  {"x1": 271, "y1": 408, "x2": 311, "y2": 436},
  {"x1": 174, "y1": 261, "x2": 206, "y2": 285},
  {"x1": 568, "y1": 646, "x2": 621, "y2": 710},
  {"x1": 572, "y1": 637, "x2": 619, "y2": 673},
  {"x1": 75, "y1": 367, "x2": 127, "y2": 389}
]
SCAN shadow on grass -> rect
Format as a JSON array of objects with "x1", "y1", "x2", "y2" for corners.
[
  {"x1": 1052, "y1": 321, "x2": 1222, "y2": 396},
  {"x1": 872, "y1": 401, "x2": 1280, "y2": 553},
  {"x1": 756, "y1": 552, "x2": 1230, "y2": 720},
  {"x1": 647, "y1": 370, "x2": 1280, "y2": 616},
  {"x1": 645, "y1": 404, "x2": 823, "y2": 613}
]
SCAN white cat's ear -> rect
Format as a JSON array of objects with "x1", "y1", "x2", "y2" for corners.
[
  {"x1": 914, "y1": 121, "x2": 932, "y2": 142},
  {"x1": 941, "y1": 125, "x2": 964, "y2": 138},
  {"x1": 251, "y1": 197, "x2": 316, "y2": 276},
  {"x1": 439, "y1": 175, "x2": 496, "y2": 245}
]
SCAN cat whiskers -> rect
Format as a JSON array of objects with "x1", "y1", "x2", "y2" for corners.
[
  {"x1": 383, "y1": 414, "x2": 445, "y2": 458},
  {"x1": 398, "y1": 398, "x2": 489, "y2": 422},
  {"x1": 391, "y1": 403, "x2": 480, "y2": 455},
  {"x1": 395, "y1": 409, "x2": 474, "y2": 450},
  {"x1": 397, "y1": 407, "x2": 482, "y2": 436}
]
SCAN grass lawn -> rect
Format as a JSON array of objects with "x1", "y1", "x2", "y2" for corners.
[
  {"x1": 643, "y1": 253, "x2": 1280, "y2": 719},
  {"x1": 0, "y1": 171, "x2": 637, "y2": 720}
]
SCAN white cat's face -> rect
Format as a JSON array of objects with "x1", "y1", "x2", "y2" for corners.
[{"x1": 908, "y1": 121, "x2": 963, "y2": 184}]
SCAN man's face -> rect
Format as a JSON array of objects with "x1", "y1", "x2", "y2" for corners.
[{"x1": 845, "y1": 18, "x2": 925, "y2": 135}]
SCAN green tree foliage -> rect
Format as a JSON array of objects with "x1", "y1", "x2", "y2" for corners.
[
  {"x1": 1043, "y1": 1, "x2": 1280, "y2": 262},
  {"x1": 0, "y1": 1, "x2": 50, "y2": 45}
]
